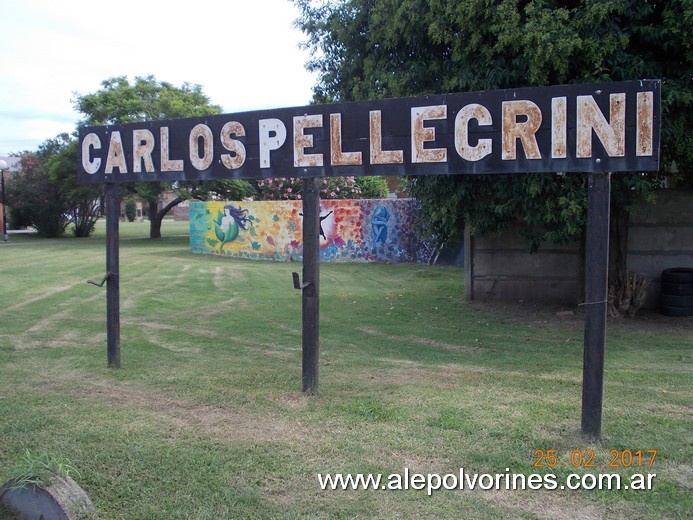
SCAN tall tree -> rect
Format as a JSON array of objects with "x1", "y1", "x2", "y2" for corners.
[
  {"x1": 6, "y1": 134, "x2": 103, "y2": 238},
  {"x1": 73, "y1": 76, "x2": 254, "y2": 238},
  {"x1": 295, "y1": 0, "x2": 692, "y2": 282},
  {"x1": 48, "y1": 137, "x2": 103, "y2": 237},
  {"x1": 6, "y1": 137, "x2": 71, "y2": 237}
]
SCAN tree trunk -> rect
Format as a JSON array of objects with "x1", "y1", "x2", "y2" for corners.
[
  {"x1": 607, "y1": 199, "x2": 649, "y2": 317},
  {"x1": 148, "y1": 196, "x2": 184, "y2": 239},
  {"x1": 148, "y1": 200, "x2": 162, "y2": 239},
  {"x1": 608, "y1": 202, "x2": 629, "y2": 286}
]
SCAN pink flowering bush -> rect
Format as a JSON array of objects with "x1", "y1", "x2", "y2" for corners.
[{"x1": 255, "y1": 176, "x2": 362, "y2": 200}]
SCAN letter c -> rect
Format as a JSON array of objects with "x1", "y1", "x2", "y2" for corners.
[{"x1": 82, "y1": 133, "x2": 101, "y2": 174}]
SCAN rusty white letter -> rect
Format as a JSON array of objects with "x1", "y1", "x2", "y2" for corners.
[
  {"x1": 411, "y1": 105, "x2": 447, "y2": 163},
  {"x1": 160, "y1": 127, "x2": 184, "y2": 172},
  {"x1": 369, "y1": 110, "x2": 403, "y2": 164},
  {"x1": 221, "y1": 121, "x2": 246, "y2": 170},
  {"x1": 259, "y1": 118, "x2": 287, "y2": 169},
  {"x1": 551, "y1": 97, "x2": 567, "y2": 159},
  {"x1": 330, "y1": 113, "x2": 362, "y2": 166},
  {"x1": 502, "y1": 100, "x2": 543, "y2": 160},
  {"x1": 82, "y1": 133, "x2": 101, "y2": 174},
  {"x1": 189, "y1": 124, "x2": 214, "y2": 170},
  {"x1": 133, "y1": 129, "x2": 155, "y2": 173},
  {"x1": 636, "y1": 91, "x2": 653, "y2": 156},
  {"x1": 576, "y1": 93, "x2": 625, "y2": 158},
  {"x1": 105, "y1": 131, "x2": 128, "y2": 174},
  {"x1": 294, "y1": 114, "x2": 324, "y2": 167},
  {"x1": 454, "y1": 104, "x2": 492, "y2": 161}
]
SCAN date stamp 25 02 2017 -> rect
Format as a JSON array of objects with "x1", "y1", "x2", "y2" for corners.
[{"x1": 533, "y1": 449, "x2": 657, "y2": 469}]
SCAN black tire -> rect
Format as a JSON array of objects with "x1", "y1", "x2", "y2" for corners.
[
  {"x1": 660, "y1": 305, "x2": 693, "y2": 317},
  {"x1": 661, "y1": 267, "x2": 693, "y2": 284},
  {"x1": 660, "y1": 293, "x2": 693, "y2": 307},
  {"x1": 661, "y1": 281, "x2": 693, "y2": 296}
]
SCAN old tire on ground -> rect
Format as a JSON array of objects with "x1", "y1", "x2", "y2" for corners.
[
  {"x1": 660, "y1": 268, "x2": 693, "y2": 317},
  {"x1": 661, "y1": 281, "x2": 693, "y2": 296},
  {"x1": 659, "y1": 294, "x2": 693, "y2": 308},
  {"x1": 661, "y1": 267, "x2": 693, "y2": 284},
  {"x1": 660, "y1": 305, "x2": 693, "y2": 317},
  {"x1": 0, "y1": 476, "x2": 95, "y2": 520}
]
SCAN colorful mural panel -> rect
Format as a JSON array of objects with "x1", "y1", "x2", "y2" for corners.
[{"x1": 189, "y1": 198, "x2": 430, "y2": 264}]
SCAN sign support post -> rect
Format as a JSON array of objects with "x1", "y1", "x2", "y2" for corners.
[
  {"x1": 301, "y1": 178, "x2": 320, "y2": 394},
  {"x1": 105, "y1": 183, "x2": 121, "y2": 368},
  {"x1": 581, "y1": 172, "x2": 611, "y2": 437}
]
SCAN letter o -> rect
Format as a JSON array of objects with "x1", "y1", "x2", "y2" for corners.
[{"x1": 189, "y1": 124, "x2": 214, "y2": 170}]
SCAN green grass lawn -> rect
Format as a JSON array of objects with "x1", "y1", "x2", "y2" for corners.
[{"x1": 0, "y1": 219, "x2": 691, "y2": 519}]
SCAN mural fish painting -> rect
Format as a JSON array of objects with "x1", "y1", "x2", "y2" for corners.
[{"x1": 213, "y1": 204, "x2": 251, "y2": 250}]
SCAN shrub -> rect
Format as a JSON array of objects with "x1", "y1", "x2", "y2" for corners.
[
  {"x1": 124, "y1": 199, "x2": 137, "y2": 222},
  {"x1": 254, "y1": 176, "x2": 362, "y2": 200},
  {"x1": 355, "y1": 176, "x2": 389, "y2": 198}
]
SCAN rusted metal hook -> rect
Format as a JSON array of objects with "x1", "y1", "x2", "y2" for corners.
[
  {"x1": 87, "y1": 272, "x2": 113, "y2": 287},
  {"x1": 292, "y1": 272, "x2": 311, "y2": 290}
]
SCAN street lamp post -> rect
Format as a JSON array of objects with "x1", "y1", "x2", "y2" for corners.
[{"x1": 0, "y1": 159, "x2": 9, "y2": 242}]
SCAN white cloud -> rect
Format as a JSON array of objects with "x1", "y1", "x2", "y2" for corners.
[{"x1": 0, "y1": 0, "x2": 316, "y2": 155}]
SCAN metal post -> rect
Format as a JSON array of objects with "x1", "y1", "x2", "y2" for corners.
[
  {"x1": 581, "y1": 172, "x2": 611, "y2": 437},
  {"x1": 105, "y1": 183, "x2": 121, "y2": 368},
  {"x1": 302, "y1": 177, "x2": 320, "y2": 394}
]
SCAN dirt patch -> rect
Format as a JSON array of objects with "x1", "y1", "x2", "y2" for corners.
[
  {"x1": 484, "y1": 488, "x2": 602, "y2": 520},
  {"x1": 357, "y1": 362, "x2": 581, "y2": 391},
  {"x1": 661, "y1": 462, "x2": 693, "y2": 491},
  {"x1": 357, "y1": 363, "x2": 470, "y2": 390},
  {"x1": 212, "y1": 265, "x2": 245, "y2": 289},
  {"x1": 357, "y1": 327, "x2": 482, "y2": 353},
  {"x1": 36, "y1": 373, "x2": 307, "y2": 444},
  {"x1": 12, "y1": 328, "x2": 105, "y2": 351},
  {"x1": 6, "y1": 283, "x2": 82, "y2": 313},
  {"x1": 470, "y1": 300, "x2": 693, "y2": 338},
  {"x1": 267, "y1": 392, "x2": 313, "y2": 410}
]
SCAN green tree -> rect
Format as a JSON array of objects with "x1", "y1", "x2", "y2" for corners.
[
  {"x1": 6, "y1": 136, "x2": 71, "y2": 237},
  {"x1": 295, "y1": 0, "x2": 692, "y2": 282},
  {"x1": 9, "y1": 133, "x2": 104, "y2": 239},
  {"x1": 73, "y1": 75, "x2": 255, "y2": 238},
  {"x1": 48, "y1": 138, "x2": 103, "y2": 237}
]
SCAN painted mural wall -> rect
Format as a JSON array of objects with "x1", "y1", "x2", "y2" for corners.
[{"x1": 189, "y1": 198, "x2": 432, "y2": 263}]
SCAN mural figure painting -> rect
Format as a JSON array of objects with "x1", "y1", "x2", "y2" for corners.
[{"x1": 372, "y1": 206, "x2": 390, "y2": 244}]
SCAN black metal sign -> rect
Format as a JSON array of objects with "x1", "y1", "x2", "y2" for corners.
[{"x1": 78, "y1": 80, "x2": 660, "y2": 184}]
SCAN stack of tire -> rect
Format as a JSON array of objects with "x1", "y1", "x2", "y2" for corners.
[{"x1": 660, "y1": 268, "x2": 693, "y2": 317}]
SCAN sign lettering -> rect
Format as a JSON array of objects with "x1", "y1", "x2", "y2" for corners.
[{"x1": 78, "y1": 80, "x2": 660, "y2": 184}]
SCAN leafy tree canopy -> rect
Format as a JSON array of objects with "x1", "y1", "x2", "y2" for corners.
[
  {"x1": 294, "y1": 0, "x2": 692, "y2": 252},
  {"x1": 73, "y1": 75, "x2": 255, "y2": 237},
  {"x1": 74, "y1": 75, "x2": 222, "y2": 125}
]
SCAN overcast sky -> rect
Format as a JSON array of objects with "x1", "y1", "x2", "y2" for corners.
[{"x1": 0, "y1": 0, "x2": 317, "y2": 156}]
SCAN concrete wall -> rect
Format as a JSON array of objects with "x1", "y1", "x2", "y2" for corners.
[
  {"x1": 464, "y1": 228, "x2": 582, "y2": 305},
  {"x1": 627, "y1": 190, "x2": 693, "y2": 308},
  {"x1": 465, "y1": 190, "x2": 692, "y2": 307}
]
